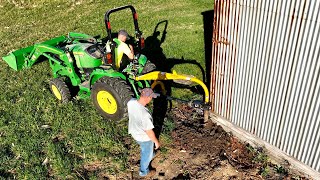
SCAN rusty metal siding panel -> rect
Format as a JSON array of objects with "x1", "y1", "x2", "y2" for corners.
[{"x1": 211, "y1": 0, "x2": 320, "y2": 172}]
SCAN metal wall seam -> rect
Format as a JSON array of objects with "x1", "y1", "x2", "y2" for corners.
[
  {"x1": 232, "y1": 0, "x2": 239, "y2": 125},
  {"x1": 276, "y1": 0, "x2": 296, "y2": 149},
  {"x1": 269, "y1": 0, "x2": 286, "y2": 145},
  {"x1": 253, "y1": 0, "x2": 266, "y2": 137},
  {"x1": 226, "y1": 0, "x2": 233, "y2": 120},
  {"x1": 299, "y1": 20, "x2": 318, "y2": 163},
  {"x1": 284, "y1": 0, "x2": 305, "y2": 154},
  {"x1": 272, "y1": 0, "x2": 291, "y2": 146},
  {"x1": 232, "y1": 0, "x2": 242, "y2": 126},
  {"x1": 226, "y1": 0, "x2": 235, "y2": 120},
  {"x1": 259, "y1": 0, "x2": 274, "y2": 140},
  {"x1": 292, "y1": 0, "x2": 315, "y2": 159},
  {"x1": 298, "y1": 1, "x2": 320, "y2": 162},
  {"x1": 218, "y1": 0, "x2": 223, "y2": 114},
  {"x1": 264, "y1": 0, "x2": 279, "y2": 143},
  {"x1": 221, "y1": 0, "x2": 229, "y2": 118},
  {"x1": 279, "y1": 0, "x2": 300, "y2": 152},
  {"x1": 289, "y1": 0, "x2": 310, "y2": 157},
  {"x1": 247, "y1": 0, "x2": 259, "y2": 133},
  {"x1": 216, "y1": 0, "x2": 223, "y2": 114},
  {"x1": 286, "y1": 0, "x2": 307, "y2": 156},
  {"x1": 243, "y1": 1, "x2": 254, "y2": 132},
  {"x1": 238, "y1": 0, "x2": 247, "y2": 129},
  {"x1": 239, "y1": 1, "x2": 248, "y2": 130},
  {"x1": 308, "y1": 50, "x2": 320, "y2": 170},
  {"x1": 310, "y1": 75, "x2": 320, "y2": 170},
  {"x1": 230, "y1": 0, "x2": 240, "y2": 123},
  {"x1": 212, "y1": 0, "x2": 219, "y2": 113},
  {"x1": 304, "y1": 14, "x2": 320, "y2": 165}
]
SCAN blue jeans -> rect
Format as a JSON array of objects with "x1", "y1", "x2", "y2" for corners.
[{"x1": 137, "y1": 140, "x2": 154, "y2": 176}]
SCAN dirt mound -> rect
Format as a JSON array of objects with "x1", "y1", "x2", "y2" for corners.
[
  {"x1": 124, "y1": 104, "x2": 308, "y2": 179},
  {"x1": 71, "y1": 103, "x2": 308, "y2": 179},
  {"x1": 154, "y1": 104, "x2": 307, "y2": 179}
]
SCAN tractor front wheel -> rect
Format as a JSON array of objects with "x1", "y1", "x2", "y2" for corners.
[
  {"x1": 91, "y1": 77, "x2": 133, "y2": 121},
  {"x1": 49, "y1": 78, "x2": 71, "y2": 103}
]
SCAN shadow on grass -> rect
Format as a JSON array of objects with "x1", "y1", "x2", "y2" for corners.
[
  {"x1": 141, "y1": 19, "x2": 211, "y2": 139},
  {"x1": 96, "y1": 15, "x2": 213, "y2": 139},
  {"x1": 201, "y1": 10, "x2": 214, "y2": 89},
  {"x1": 0, "y1": 144, "x2": 15, "y2": 179}
]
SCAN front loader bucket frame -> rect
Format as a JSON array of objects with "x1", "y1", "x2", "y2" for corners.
[
  {"x1": 2, "y1": 36, "x2": 66, "y2": 71},
  {"x1": 2, "y1": 46, "x2": 34, "y2": 71}
]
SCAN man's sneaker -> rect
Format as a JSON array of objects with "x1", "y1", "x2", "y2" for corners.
[{"x1": 142, "y1": 169, "x2": 156, "y2": 179}]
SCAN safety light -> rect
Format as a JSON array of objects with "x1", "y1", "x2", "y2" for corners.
[
  {"x1": 107, "y1": 22, "x2": 111, "y2": 29},
  {"x1": 106, "y1": 53, "x2": 112, "y2": 64},
  {"x1": 140, "y1": 37, "x2": 145, "y2": 49}
]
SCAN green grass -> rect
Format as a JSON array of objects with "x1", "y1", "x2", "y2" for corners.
[{"x1": 0, "y1": 0, "x2": 213, "y2": 178}]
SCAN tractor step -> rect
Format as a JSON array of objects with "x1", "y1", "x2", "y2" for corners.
[
  {"x1": 77, "y1": 81, "x2": 91, "y2": 99},
  {"x1": 80, "y1": 81, "x2": 90, "y2": 88}
]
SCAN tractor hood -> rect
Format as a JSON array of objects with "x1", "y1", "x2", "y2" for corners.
[{"x1": 66, "y1": 43, "x2": 103, "y2": 68}]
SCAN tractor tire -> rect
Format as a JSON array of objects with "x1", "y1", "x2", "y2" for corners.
[
  {"x1": 49, "y1": 78, "x2": 71, "y2": 103},
  {"x1": 91, "y1": 77, "x2": 133, "y2": 121},
  {"x1": 141, "y1": 61, "x2": 156, "y2": 74}
]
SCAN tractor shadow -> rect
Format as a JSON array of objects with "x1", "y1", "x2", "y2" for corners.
[{"x1": 142, "y1": 20, "x2": 210, "y2": 139}]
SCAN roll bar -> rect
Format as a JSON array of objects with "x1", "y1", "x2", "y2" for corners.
[{"x1": 104, "y1": 5, "x2": 142, "y2": 41}]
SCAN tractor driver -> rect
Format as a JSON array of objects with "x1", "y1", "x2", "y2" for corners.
[{"x1": 113, "y1": 29, "x2": 135, "y2": 70}]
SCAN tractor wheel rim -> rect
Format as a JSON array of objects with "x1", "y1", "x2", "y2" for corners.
[
  {"x1": 97, "y1": 91, "x2": 117, "y2": 114},
  {"x1": 51, "y1": 85, "x2": 62, "y2": 100}
]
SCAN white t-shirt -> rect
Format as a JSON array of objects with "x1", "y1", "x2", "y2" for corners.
[
  {"x1": 117, "y1": 40, "x2": 132, "y2": 57},
  {"x1": 127, "y1": 98, "x2": 154, "y2": 142}
]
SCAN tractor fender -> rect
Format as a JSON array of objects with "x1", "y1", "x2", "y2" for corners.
[
  {"x1": 138, "y1": 54, "x2": 147, "y2": 66},
  {"x1": 89, "y1": 68, "x2": 127, "y2": 86}
]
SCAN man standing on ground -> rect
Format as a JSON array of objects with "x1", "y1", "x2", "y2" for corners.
[{"x1": 127, "y1": 88, "x2": 160, "y2": 178}]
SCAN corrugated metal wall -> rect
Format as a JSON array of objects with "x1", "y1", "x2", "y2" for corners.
[{"x1": 211, "y1": 0, "x2": 320, "y2": 172}]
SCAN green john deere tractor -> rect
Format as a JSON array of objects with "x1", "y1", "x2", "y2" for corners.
[{"x1": 2, "y1": 5, "x2": 210, "y2": 121}]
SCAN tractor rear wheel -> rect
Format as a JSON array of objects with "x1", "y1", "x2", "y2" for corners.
[
  {"x1": 49, "y1": 78, "x2": 71, "y2": 103},
  {"x1": 91, "y1": 77, "x2": 133, "y2": 120}
]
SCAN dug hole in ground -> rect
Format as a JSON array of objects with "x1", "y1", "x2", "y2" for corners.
[
  {"x1": 86, "y1": 104, "x2": 311, "y2": 179},
  {"x1": 125, "y1": 103, "x2": 311, "y2": 180}
]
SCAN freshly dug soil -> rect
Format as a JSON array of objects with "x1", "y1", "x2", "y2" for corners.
[
  {"x1": 126, "y1": 104, "x2": 308, "y2": 180},
  {"x1": 81, "y1": 104, "x2": 309, "y2": 179}
]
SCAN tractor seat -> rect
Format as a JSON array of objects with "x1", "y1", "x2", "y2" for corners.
[{"x1": 106, "y1": 39, "x2": 132, "y2": 71}]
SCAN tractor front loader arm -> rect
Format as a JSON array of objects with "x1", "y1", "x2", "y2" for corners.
[
  {"x1": 33, "y1": 44, "x2": 81, "y2": 85},
  {"x1": 26, "y1": 44, "x2": 66, "y2": 68},
  {"x1": 2, "y1": 35, "x2": 81, "y2": 86},
  {"x1": 2, "y1": 36, "x2": 66, "y2": 71}
]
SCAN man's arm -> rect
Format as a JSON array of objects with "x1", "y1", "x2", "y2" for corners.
[
  {"x1": 127, "y1": 50, "x2": 134, "y2": 60},
  {"x1": 121, "y1": 43, "x2": 134, "y2": 59},
  {"x1": 145, "y1": 129, "x2": 160, "y2": 149}
]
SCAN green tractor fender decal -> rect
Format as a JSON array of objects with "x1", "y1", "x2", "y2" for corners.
[{"x1": 89, "y1": 69, "x2": 127, "y2": 85}]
